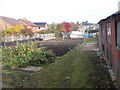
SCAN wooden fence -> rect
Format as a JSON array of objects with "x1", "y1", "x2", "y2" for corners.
[{"x1": 2, "y1": 33, "x2": 55, "y2": 43}]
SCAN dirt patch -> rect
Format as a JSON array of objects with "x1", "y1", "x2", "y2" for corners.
[
  {"x1": 38, "y1": 39, "x2": 83, "y2": 56},
  {"x1": 18, "y1": 66, "x2": 43, "y2": 72},
  {"x1": 80, "y1": 42, "x2": 99, "y2": 51}
]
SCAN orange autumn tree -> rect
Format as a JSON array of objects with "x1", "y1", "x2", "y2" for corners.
[
  {"x1": 71, "y1": 23, "x2": 79, "y2": 31},
  {"x1": 56, "y1": 23, "x2": 66, "y2": 32},
  {"x1": 56, "y1": 22, "x2": 72, "y2": 32}
]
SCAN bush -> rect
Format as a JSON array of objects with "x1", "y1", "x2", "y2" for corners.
[
  {"x1": 88, "y1": 29, "x2": 99, "y2": 33},
  {"x1": 37, "y1": 30, "x2": 55, "y2": 34},
  {"x1": 2, "y1": 44, "x2": 56, "y2": 67},
  {"x1": 2, "y1": 25, "x2": 35, "y2": 37},
  {"x1": 29, "y1": 49, "x2": 56, "y2": 66},
  {"x1": 20, "y1": 28, "x2": 34, "y2": 37}
]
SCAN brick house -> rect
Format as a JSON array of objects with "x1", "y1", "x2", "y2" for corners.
[
  {"x1": 0, "y1": 16, "x2": 23, "y2": 30},
  {"x1": 18, "y1": 19, "x2": 39, "y2": 32}
]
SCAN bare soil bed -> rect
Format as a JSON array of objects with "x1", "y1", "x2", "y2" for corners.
[{"x1": 38, "y1": 38, "x2": 84, "y2": 56}]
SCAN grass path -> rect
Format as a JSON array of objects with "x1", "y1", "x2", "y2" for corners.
[{"x1": 21, "y1": 45, "x2": 114, "y2": 88}]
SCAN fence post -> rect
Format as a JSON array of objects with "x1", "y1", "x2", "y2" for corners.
[
  {"x1": 20, "y1": 35, "x2": 22, "y2": 41},
  {"x1": 12, "y1": 35, "x2": 14, "y2": 42},
  {"x1": 37, "y1": 33, "x2": 39, "y2": 38},
  {"x1": 4, "y1": 37, "x2": 6, "y2": 42},
  {"x1": 44, "y1": 34, "x2": 45, "y2": 40},
  {"x1": 51, "y1": 33, "x2": 54, "y2": 39},
  {"x1": 16, "y1": 36, "x2": 19, "y2": 45},
  {"x1": 28, "y1": 35, "x2": 30, "y2": 42}
]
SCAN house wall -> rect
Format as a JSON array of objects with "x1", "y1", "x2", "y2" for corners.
[
  {"x1": 45, "y1": 24, "x2": 48, "y2": 29},
  {"x1": 39, "y1": 27, "x2": 46, "y2": 30},
  {"x1": 0, "y1": 20, "x2": 12, "y2": 30},
  {"x1": 32, "y1": 27, "x2": 39, "y2": 32},
  {"x1": 38, "y1": 24, "x2": 48, "y2": 31},
  {"x1": 99, "y1": 15, "x2": 120, "y2": 87}
]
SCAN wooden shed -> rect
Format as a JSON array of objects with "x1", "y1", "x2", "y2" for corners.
[{"x1": 98, "y1": 11, "x2": 120, "y2": 87}]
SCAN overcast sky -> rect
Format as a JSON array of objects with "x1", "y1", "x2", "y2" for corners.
[{"x1": 0, "y1": 0, "x2": 119, "y2": 24}]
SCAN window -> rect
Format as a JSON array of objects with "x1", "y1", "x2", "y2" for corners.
[
  {"x1": 116, "y1": 21, "x2": 120, "y2": 50},
  {"x1": 101, "y1": 24, "x2": 105, "y2": 44},
  {"x1": 101, "y1": 24, "x2": 104, "y2": 38},
  {"x1": 106, "y1": 22, "x2": 111, "y2": 43}
]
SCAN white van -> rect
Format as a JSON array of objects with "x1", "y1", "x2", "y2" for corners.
[{"x1": 69, "y1": 31, "x2": 85, "y2": 39}]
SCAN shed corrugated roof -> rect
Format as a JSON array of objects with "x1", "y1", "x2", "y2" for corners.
[
  {"x1": 0, "y1": 16, "x2": 23, "y2": 25},
  {"x1": 98, "y1": 11, "x2": 120, "y2": 23}
]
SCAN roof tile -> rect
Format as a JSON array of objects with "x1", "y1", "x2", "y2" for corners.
[
  {"x1": 18, "y1": 19, "x2": 38, "y2": 27},
  {"x1": 0, "y1": 16, "x2": 22, "y2": 25}
]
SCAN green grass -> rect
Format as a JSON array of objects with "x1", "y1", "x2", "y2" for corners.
[
  {"x1": 21, "y1": 49, "x2": 114, "y2": 88},
  {"x1": 2, "y1": 67, "x2": 32, "y2": 88},
  {"x1": 85, "y1": 37, "x2": 98, "y2": 43},
  {"x1": 2, "y1": 37, "x2": 114, "y2": 88}
]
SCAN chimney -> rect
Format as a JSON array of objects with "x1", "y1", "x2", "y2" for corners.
[{"x1": 118, "y1": 1, "x2": 120, "y2": 11}]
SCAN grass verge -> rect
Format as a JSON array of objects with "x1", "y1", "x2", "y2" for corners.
[
  {"x1": 2, "y1": 67, "x2": 32, "y2": 88},
  {"x1": 85, "y1": 36, "x2": 98, "y2": 43},
  {"x1": 21, "y1": 49, "x2": 114, "y2": 88}
]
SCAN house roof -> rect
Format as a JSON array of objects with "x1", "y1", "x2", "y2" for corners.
[
  {"x1": 0, "y1": 16, "x2": 23, "y2": 25},
  {"x1": 34, "y1": 22, "x2": 47, "y2": 27},
  {"x1": 98, "y1": 11, "x2": 120, "y2": 23},
  {"x1": 18, "y1": 19, "x2": 38, "y2": 27}
]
